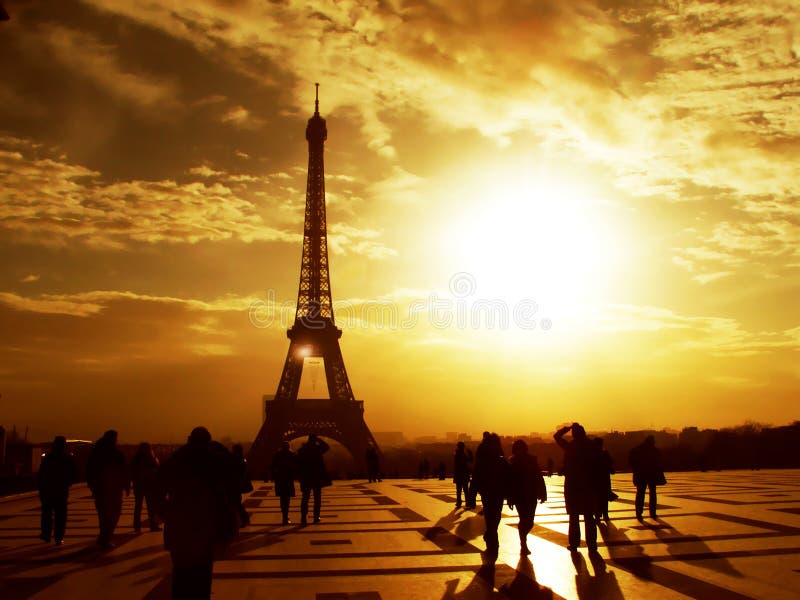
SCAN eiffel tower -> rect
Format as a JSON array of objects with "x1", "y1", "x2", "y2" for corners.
[{"x1": 248, "y1": 85, "x2": 379, "y2": 478}]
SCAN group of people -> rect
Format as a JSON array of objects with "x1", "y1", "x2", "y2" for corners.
[
  {"x1": 270, "y1": 434, "x2": 332, "y2": 525},
  {"x1": 36, "y1": 425, "x2": 665, "y2": 598},
  {"x1": 451, "y1": 424, "x2": 664, "y2": 555},
  {"x1": 37, "y1": 428, "x2": 252, "y2": 599},
  {"x1": 452, "y1": 432, "x2": 548, "y2": 555}
]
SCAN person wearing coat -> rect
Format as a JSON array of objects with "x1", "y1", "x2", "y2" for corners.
[
  {"x1": 38, "y1": 436, "x2": 78, "y2": 545},
  {"x1": 159, "y1": 427, "x2": 232, "y2": 600},
  {"x1": 555, "y1": 423, "x2": 598, "y2": 552},
  {"x1": 629, "y1": 435, "x2": 665, "y2": 520},
  {"x1": 592, "y1": 437, "x2": 616, "y2": 523},
  {"x1": 271, "y1": 441, "x2": 297, "y2": 525},
  {"x1": 453, "y1": 441, "x2": 473, "y2": 509},
  {"x1": 86, "y1": 429, "x2": 129, "y2": 549},
  {"x1": 507, "y1": 439, "x2": 547, "y2": 555},
  {"x1": 296, "y1": 435, "x2": 330, "y2": 525},
  {"x1": 471, "y1": 433, "x2": 509, "y2": 556},
  {"x1": 130, "y1": 442, "x2": 160, "y2": 533}
]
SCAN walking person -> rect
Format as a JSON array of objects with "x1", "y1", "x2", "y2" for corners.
[
  {"x1": 629, "y1": 435, "x2": 665, "y2": 521},
  {"x1": 232, "y1": 444, "x2": 253, "y2": 527},
  {"x1": 592, "y1": 437, "x2": 616, "y2": 523},
  {"x1": 37, "y1": 436, "x2": 77, "y2": 546},
  {"x1": 86, "y1": 429, "x2": 129, "y2": 549},
  {"x1": 159, "y1": 427, "x2": 234, "y2": 600},
  {"x1": 297, "y1": 435, "x2": 330, "y2": 525},
  {"x1": 507, "y1": 439, "x2": 547, "y2": 555},
  {"x1": 453, "y1": 441, "x2": 473, "y2": 509},
  {"x1": 130, "y1": 442, "x2": 161, "y2": 533},
  {"x1": 365, "y1": 442, "x2": 381, "y2": 483},
  {"x1": 472, "y1": 433, "x2": 509, "y2": 556},
  {"x1": 271, "y1": 441, "x2": 297, "y2": 525},
  {"x1": 554, "y1": 423, "x2": 598, "y2": 553},
  {"x1": 466, "y1": 432, "x2": 491, "y2": 509}
]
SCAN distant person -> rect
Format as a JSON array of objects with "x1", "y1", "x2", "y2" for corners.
[
  {"x1": 297, "y1": 435, "x2": 330, "y2": 524},
  {"x1": 271, "y1": 441, "x2": 297, "y2": 525},
  {"x1": 365, "y1": 443, "x2": 381, "y2": 483},
  {"x1": 453, "y1": 441, "x2": 473, "y2": 509},
  {"x1": 629, "y1": 435, "x2": 665, "y2": 521},
  {"x1": 37, "y1": 436, "x2": 77, "y2": 545},
  {"x1": 555, "y1": 423, "x2": 598, "y2": 552},
  {"x1": 436, "y1": 461, "x2": 447, "y2": 480},
  {"x1": 546, "y1": 457, "x2": 554, "y2": 478},
  {"x1": 592, "y1": 438, "x2": 616, "y2": 523},
  {"x1": 159, "y1": 427, "x2": 234, "y2": 600},
  {"x1": 232, "y1": 444, "x2": 253, "y2": 527},
  {"x1": 508, "y1": 439, "x2": 547, "y2": 555},
  {"x1": 130, "y1": 442, "x2": 161, "y2": 533},
  {"x1": 86, "y1": 429, "x2": 129, "y2": 549},
  {"x1": 472, "y1": 432, "x2": 509, "y2": 556},
  {"x1": 418, "y1": 457, "x2": 430, "y2": 480}
]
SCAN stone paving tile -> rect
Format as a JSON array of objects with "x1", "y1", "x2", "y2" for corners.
[{"x1": 0, "y1": 470, "x2": 799, "y2": 598}]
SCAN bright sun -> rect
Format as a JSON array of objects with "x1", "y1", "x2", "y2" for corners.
[{"x1": 443, "y1": 160, "x2": 624, "y2": 322}]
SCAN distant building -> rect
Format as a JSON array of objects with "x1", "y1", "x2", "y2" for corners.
[
  {"x1": 373, "y1": 431, "x2": 407, "y2": 448},
  {"x1": 414, "y1": 435, "x2": 438, "y2": 444},
  {"x1": 445, "y1": 432, "x2": 458, "y2": 443}
]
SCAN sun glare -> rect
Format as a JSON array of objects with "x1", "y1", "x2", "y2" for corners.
[{"x1": 443, "y1": 161, "x2": 624, "y2": 323}]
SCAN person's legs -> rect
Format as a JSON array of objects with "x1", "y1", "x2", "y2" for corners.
[
  {"x1": 95, "y1": 496, "x2": 110, "y2": 545},
  {"x1": 584, "y1": 512, "x2": 598, "y2": 551},
  {"x1": 108, "y1": 494, "x2": 122, "y2": 540},
  {"x1": 455, "y1": 482, "x2": 464, "y2": 507},
  {"x1": 649, "y1": 483, "x2": 658, "y2": 518},
  {"x1": 40, "y1": 493, "x2": 52, "y2": 541},
  {"x1": 482, "y1": 497, "x2": 503, "y2": 553},
  {"x1": 568, "y1": 512, "x2": 581, "y2": 550},
  {"x1": 145, "y1": 490, "x2": 160, "y2": 530},
  {"x1": 635, "y1": 484, "x2": 646, "y2": 519},
  {"x1": 53, "y1": 491, "x2": 68, "y2": 543},
  {"x1": 300, "y1": 487, "x2": 310, "y2": 524},
  {"x1": 312, "y1": 487, "x2": 322, "y2": 522},
  {"x1": 517, "y1": 505, "x2": 534, "y2": 554},
  {"x1": 133, "y1": 490, "x2": 143, "y2": 531},
  {"x1": 279, "y1": 495, "x2": 290, "y2": 524}
]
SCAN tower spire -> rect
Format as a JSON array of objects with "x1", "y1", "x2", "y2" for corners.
[{"x1": 314, "y1": 82, "x2": 319, "y2": 115}]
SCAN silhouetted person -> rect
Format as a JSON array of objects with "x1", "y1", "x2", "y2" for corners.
[
  {"x1": 436, "y1": 461, "x2": 447, "y2": 480},
  {"x1": 297, "y1": 435, "x2": 330, "y2": 524},
  {"x1": 453, "y1": 441, "x2": 473, "y2": 508},
  {"x1": 365, "y1": 443, "x2": 381, "y2": 483},
  {"x1": 592, "y1": 438, "x2": 616, "y2": 523},
  {"x1": 271, "y1": 441, "x2": 297, "y2": 525},
  {"x1": 130, "y1": 442, "x2": 160, "y2": 533},
  {"x1": 37, "y1": 436, "x2": 77, "y2": 545},
  {"x1": 472, "y1": 433, "x2": 509, "y2": 556},
  {"x1": 508, "y1": 439, "x2": 547, "y2": 555},
  {"x1": 629, "y1": 435, "x2": 665, "y2": 521},
  {"x1": 231, "y1": 444, "x2": 253, "y2": 527},
  {"x1": 160, "y1": 427, "x2": 231, "y2": 600},
  {"x1": 555, "y1": 423, "x2": 598, "y2": 552},
  {"x1": 418, "y1": 457, "x2": 430, "y2": 479},
  {"x1": 86, "y1": 429, "x2": 129, "y2": 549},
  {"x1": 546, "y1": 457, "x2": 554, "y2": 477},
  {"x1": 466, "y1": 431, "x2": 491, "y2": 509}
]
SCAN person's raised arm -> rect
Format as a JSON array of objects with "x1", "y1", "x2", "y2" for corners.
[{"x1": 554, "y1": 425, "x2": 571, "y2": 449}]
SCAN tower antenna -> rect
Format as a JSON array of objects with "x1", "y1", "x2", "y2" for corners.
[{"x1": 315, "y1": 82, "x2": 319, "y2": 115}]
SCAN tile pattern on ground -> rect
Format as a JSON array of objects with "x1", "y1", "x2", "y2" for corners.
[{"x1": 0, "y1": 470, "x2": 799, "y2": 598}]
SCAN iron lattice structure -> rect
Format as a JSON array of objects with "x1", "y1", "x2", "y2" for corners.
[{"x1": 248, "y1": 86, "x2": 379, "y2": 477}]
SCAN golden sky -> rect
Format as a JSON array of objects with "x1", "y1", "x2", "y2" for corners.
[{"x1": 1, "y1": 0, "x2": 798, "y2": 443}]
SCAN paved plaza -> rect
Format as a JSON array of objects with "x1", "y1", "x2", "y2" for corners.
[{"x1": 1, "y1": 470, "x2": 799, "y2": 599}]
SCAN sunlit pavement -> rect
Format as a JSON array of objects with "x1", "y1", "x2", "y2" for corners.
[{"x1": 1, "y1": 471, "x2": 799, "y2": 599}]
